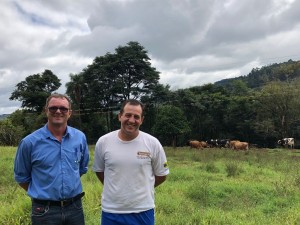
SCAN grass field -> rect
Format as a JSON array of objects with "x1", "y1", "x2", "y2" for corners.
[{"x1": 1, "y1": 146, "x2": 300, "y2": 225}]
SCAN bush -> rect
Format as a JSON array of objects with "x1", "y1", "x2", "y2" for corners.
[{"x1": 226, "y1": 162, "x2": 241, "y2": 177}]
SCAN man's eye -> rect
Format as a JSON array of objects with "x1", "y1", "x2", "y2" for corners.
[{"x1": 125, "y1": 114, "x2": 140, "y2": 119}]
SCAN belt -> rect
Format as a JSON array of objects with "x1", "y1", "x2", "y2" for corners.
[{"x1": 32, "y1": 192, "x2": 85, "y2": 207}]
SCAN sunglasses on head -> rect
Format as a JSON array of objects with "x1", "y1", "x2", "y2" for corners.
[{"x1": 48, "y1": 106, "x2": 69, "y2": 113}]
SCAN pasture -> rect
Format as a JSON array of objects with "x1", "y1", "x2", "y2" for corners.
[{"x1": 1, "y1": 146, "x2": 300, "y2": 224}]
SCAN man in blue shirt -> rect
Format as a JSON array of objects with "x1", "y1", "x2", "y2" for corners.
[{"x1": 14, "y1": 93, "x2": 89, "y2": 225}]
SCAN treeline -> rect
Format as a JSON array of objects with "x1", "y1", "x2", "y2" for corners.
[{"x1": 1, "y1": 41, "x2": 300, "y2": 148}]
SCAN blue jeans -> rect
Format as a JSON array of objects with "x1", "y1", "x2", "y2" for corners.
[{"x1": 31, "y1": 198, "x2": 85, "y2": 225}]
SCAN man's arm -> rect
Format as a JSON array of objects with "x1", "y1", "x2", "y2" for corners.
[
  {"x1": 18, "y1": 183, "x2": 29, "y2": 191},
  {"x1": 154, "y1": 175, "x2": 167, "y2": 187},
  {"x1": 95, "y1": 172, "x2": 104, "y2": 184}
]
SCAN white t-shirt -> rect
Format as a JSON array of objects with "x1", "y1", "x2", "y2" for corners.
[{"x1": 92, "y1": 130, "x2": 169, "y2": 213}]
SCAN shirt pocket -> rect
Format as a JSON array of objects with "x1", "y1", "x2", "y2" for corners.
[
  {"x1": 74, "y1": 148, "x2": 82, "y2": 170},
  {"x1": 64, "y1": 147, "x2": 82, "y2": 170}
]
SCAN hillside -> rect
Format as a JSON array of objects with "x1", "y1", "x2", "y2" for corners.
[
  {"x1": 215, "y1": 59, "x2": 300, "y2": 89},
  {"x1": 0, "y1": 114, "x2": 10, "y2": 120}
]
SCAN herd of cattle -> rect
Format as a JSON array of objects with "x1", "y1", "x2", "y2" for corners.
[{"x1": 188, "y1": 138, "x2": 295, "y2": 150}]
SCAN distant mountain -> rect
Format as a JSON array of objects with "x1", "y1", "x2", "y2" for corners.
[
  {"x1": 0, "y1": 114, "x2": 10, "y2": 120},
  {"x1": 215, "y1": 59, "x2": 300, "y2": 89}
]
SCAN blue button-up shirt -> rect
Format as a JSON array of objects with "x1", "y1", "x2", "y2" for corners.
[{"x1": 14, "y1": 124, "x2": 89, "y2": 200}]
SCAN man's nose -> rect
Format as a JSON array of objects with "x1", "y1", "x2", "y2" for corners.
[{"x1": 128, "y1": 115, "x2": 136, "y2": 121}]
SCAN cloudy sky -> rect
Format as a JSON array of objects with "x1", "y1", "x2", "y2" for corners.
[{"x1": 1, "y1": 0, "x2": 300, "y2": 114}]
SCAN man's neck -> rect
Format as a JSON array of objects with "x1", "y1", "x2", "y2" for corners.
[
  {"x1": 118, "y1": 130, "x2": 139, "y2": 141},
  {"x1": 48, "y1": 123, "x2": 67, "y2": 142}
]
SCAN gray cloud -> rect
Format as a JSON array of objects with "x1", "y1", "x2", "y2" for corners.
[{"x1": 1, "y1": 0, "x2": 300, "y2": 114}]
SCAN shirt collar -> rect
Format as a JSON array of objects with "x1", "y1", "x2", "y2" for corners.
[{"x1": 41, "y1": 124, "x2": 72, "y2": 139}]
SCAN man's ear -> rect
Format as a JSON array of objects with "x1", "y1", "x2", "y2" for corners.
[
  {"x1": 68, "y1": 109, "x2": 72, "y2": 118},
  {"x1": 140, "y1": 116, "x2": 145, "y2": 124}
]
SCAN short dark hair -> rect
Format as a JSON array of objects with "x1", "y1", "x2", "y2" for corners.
[
  {"x1": 120, "y1": 99, "x2": 144, "y2": 116},
  {"x1": 45, "y1": 93, "x2": 71, "y2": 109}
]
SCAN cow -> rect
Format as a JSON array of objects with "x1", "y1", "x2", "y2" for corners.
[
  {"x1": 217, "y1": 139, "x2": 230, "y2": 148},
  {"x1": 207, "y1": 139, "x2": 230, "y2": 148},
  {"x1": 189, "y1": 140, "x2": 203, "y2": 149},
  {"x1": 278, "y1": 138, "x2": 294, "y2": 149},
  {"x1": 200, "y1": 141, "x2": 209, "y2": 148},
  {"x1": 229, "y1": 140, "x2": 240, "y2": 149},
  {"x1": 206, "y1": 139, "x2": 218, "y2": 148},
  {"x1": 232, "y1": 141, "x2": 249, "y2": 151}
]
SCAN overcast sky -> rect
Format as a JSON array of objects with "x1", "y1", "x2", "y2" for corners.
[{"x1": 1, "y1": 0, "x2": 300, "y2": 114}]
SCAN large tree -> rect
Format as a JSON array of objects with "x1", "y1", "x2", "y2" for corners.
[
  {"x1": 10, "y1": 69, "x2": 61, "y2": 112},
  {"x1": 66, "y1": 41, "x2": 160, "y2": 112},
  {"x1": 65, "y1": 42, "x2": 161, "y2": 134}
]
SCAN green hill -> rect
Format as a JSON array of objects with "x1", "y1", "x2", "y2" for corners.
[{"x1": 215, "y1": 59, "x2": 300, "y2": 89}]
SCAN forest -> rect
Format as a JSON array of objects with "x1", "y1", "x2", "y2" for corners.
[{"x1": 1, "y1": 41, "x2": 300, "y2": 148}]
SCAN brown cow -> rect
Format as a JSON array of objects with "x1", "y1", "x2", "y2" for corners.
[
  {"x1": 229, "y1": 140, "x2": 240, "y2": 149},
  {"x1": 232, "y1": 141, "x2": 249, "y2": 151},
  {"x1": 200, "y1": 141, "x2": 208, "y2": 148},
  {"x1": 189, "y1": 140, "x2": 203, "y2": 149}
]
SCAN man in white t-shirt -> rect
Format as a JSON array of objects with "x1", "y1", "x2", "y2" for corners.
[{"x1": 93, "y1": 99, "x2": 169, "y2": 225}]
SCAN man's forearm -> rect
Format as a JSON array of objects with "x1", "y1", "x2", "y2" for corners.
[
  {"x1": 18, "y1": 183, "x2": 29, "y2": 191},
  {"x1": 155, "y1": 175, "x2": 167, "y2": 187},
  {"x1": 95, "y1": 172, "x2": 104, "y2": 184}
]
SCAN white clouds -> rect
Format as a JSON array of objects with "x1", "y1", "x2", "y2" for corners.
[{"x1": 1, "y1": 0, "x2": 300, "y2": 114}]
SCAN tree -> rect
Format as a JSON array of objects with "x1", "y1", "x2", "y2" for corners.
[
  {"x1": 66, "y1": 42, "x2": 161, "y2": 135},
  {"x1": 255, "y1": 80, "x2": 300, "y2": 138},
  {"x1": 65, "y1": 73, "x2": 87, "y2": 129},
  {"x1": 140, "y1": 84, "x2": 173, "y2": 133},
  {"x1": 114, "y1": 41, "x2": 160, "y2": 100},
  {"x1": 66, "y1": 73, "x2": 85, "y2": 110},
  {"x1": 66, "y1": 41, "x2": 160, "y2": 111},
  {"x1": 0, "y1": 119, "x2": 25, "y2": 146},
  {"x1": 171, "y1": 88, "x2": 202, "y2": 141},
  {"x1": 10, "y1": 69, "x2": 61, "y2": 113},
  {"x1": 152, "y1": 105, "x2": 191, "y2": 148},
  {"x1": 184, "y1": 84, "x2": 231, "y2": 140},
  {"x1": 224, "y1": 95, "x2": 256, "y2": 142}
]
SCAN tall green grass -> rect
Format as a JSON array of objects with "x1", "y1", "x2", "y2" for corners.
[{"x1": 1, "y1": 146, "x2": 300, "y2": 224}]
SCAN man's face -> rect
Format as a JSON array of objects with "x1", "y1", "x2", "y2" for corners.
[
  {"x1": 118, "y1": 103, "x2": 144, "y2": 139},
  {"x1": 46, "y1": 97, "x2": 71, "y2": 126}
]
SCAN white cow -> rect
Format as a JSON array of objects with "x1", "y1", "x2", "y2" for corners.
[{"x1": 278, "y1": 138, "x2": 294, "y2": 149}]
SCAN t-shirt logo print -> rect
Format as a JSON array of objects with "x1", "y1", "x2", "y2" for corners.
[{"x1": 137, "y1": 151, "x2": 151, "y2": 159}]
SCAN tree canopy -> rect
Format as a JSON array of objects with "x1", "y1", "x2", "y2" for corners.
[
  {"x1": 152, "y1": 105, "x2": 191, "y2": 147},
  {"x1": 66, "y1": 41, "x2": 160, "y2": 113},
  {"x1": 6, "y1": 42, "x2": 300, "y2": 148},
  {"x1": 9, "y1": 69, "x2": 61, "y2": 113}
]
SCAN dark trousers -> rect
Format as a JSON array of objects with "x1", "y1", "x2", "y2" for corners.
[{"x1": 31, "y1": 198, "x2": 85, "y2": 225}]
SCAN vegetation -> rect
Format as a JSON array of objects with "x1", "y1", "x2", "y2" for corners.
[
  {"x1": 9, "y1": 69, "x2": 61, "y2": 113},
  {"x1": 0, "y1": 119, "x2": 24, "y2": 146},
  {"x1": 2, "y1": 41, "x2": 300, "y2": 147},
  {"x1": 152, "y1": 105, "x2": 191, "y2": 148},
  {"x1": 2, "y1": 146, "x2": 300, "y2": 224}
]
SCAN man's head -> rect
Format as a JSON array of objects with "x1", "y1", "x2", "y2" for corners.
[
  {"x1": 45, "y1": 93, "x2": 71, "y2": 110},
  {"x1": 119, "y1": 99, "x2": 145, "y2": 117},
  {"x1": 118, "y1": 99, "x2": 144, "y2": 141},
  {"x1": 45, "y1": 94, "x2": 72, "y2": 127}
]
